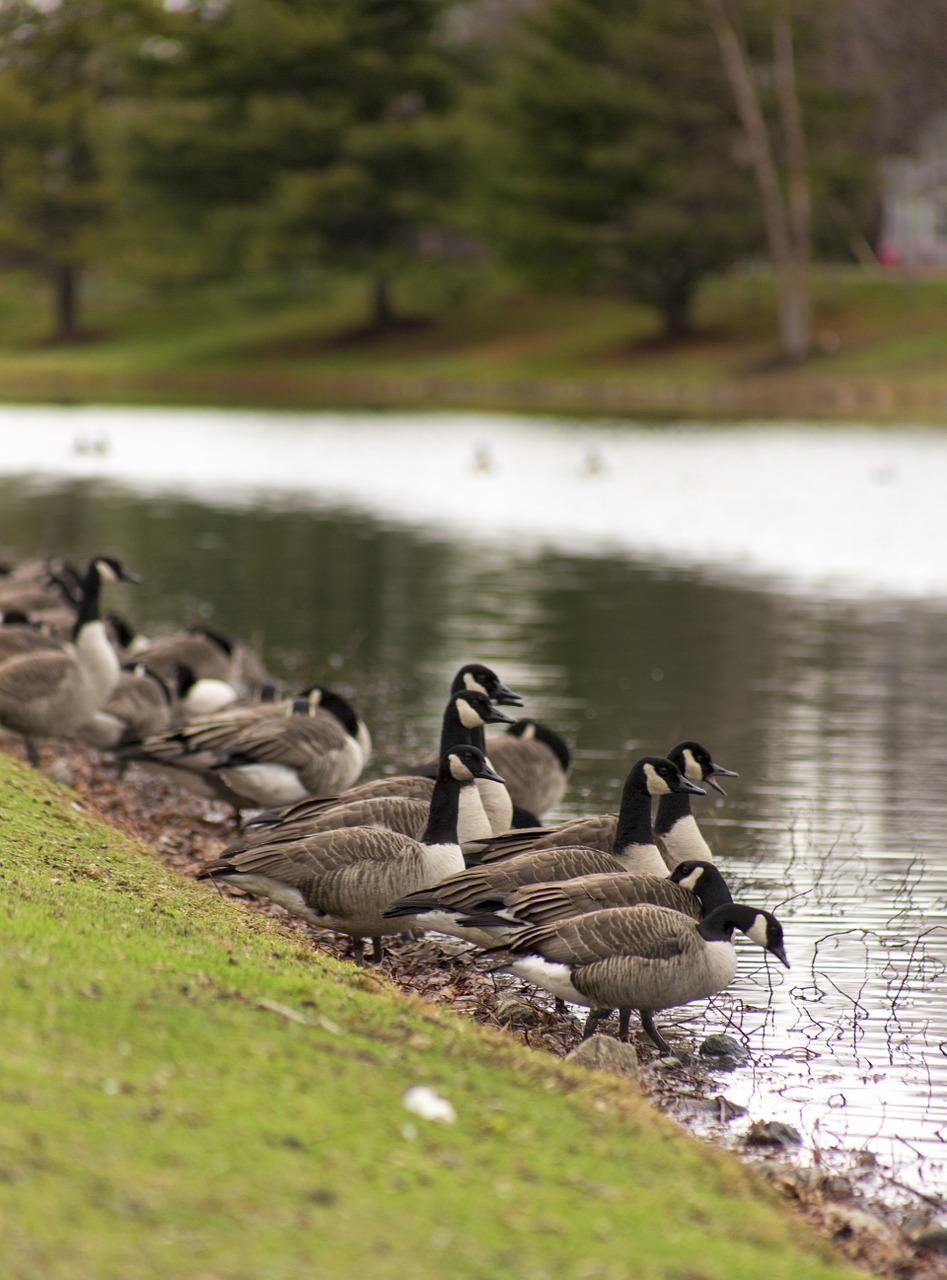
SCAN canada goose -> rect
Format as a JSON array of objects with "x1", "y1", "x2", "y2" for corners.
[
  {"x1": 485, "y1": 900, "x2": 789, "y2": 1052},
  {"x1": 246, "y1": 689, "x2": 517, "y2": 837},
  {"x1": 75, "y1": 664, "x2": 174, "y2": 750},
  {"x1": 481, "y1": 719, "x2": 572, "y2": 818},
  {"x1": 467, "y1": 740, "x2": 731, "y2": 867},
  {"x1": 654, "y1": 742, "x2": 737, "y2": 870},
  {"x1": 382, "y1": 756, "x2": 706, "y2": 944},
  {"x1": 0, "y1": 556, "x2": 140, "y2": 764},
  {"x1": 128, "y1": 625, "x2": 270, "y2": 700},
  {"x1": 173, "y1": 663, "x2": 242, "y2": 719},
  {"x1": 197, "y1": 745, "x2": 505, "y2": 963},
  {"x1": 455, "y1": 859, "x2": 733, "y2": 942},
  {"x1": 122, "y1": 686, "x2": 370, "y2": 812}
]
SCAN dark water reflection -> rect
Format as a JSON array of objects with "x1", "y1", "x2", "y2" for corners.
[{"x1": 4, "y1": 474, "x2": 947, "y2": 1196}]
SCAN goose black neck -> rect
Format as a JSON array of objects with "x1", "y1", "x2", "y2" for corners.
[
  {"x1": 438, "y1": 700, "x2": 474, "y2": 754},
  {"x1": 696, "y1": 903, "x2": 757, "y2": 943},
  {"x1": 317, "y1": 688, "x2": 359, "y2": 738},
  {"x1": 613, "y1": 772, "x2": 657, "y2": 851},
  {"x1": 689, "y1": 865, "x2": 733, "y2": 914},
  {"x1": 72, "y1": 563, "x2": 103, "y2": 639},
  {"x1": 653, "y1": 790, "x2": 694, "y2": 838},
  {"x1": 422, "y1": 773, "x2": 466, "y2": 845}
]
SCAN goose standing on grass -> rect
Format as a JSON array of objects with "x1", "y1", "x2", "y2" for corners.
[
  {"x1": 246, "y1": 688, "x2": 518, "y2": 838},
  {"x1": 197, "y1": 745, "x2": 505, "y2": 964},
  {"x1": 382, "y1": 756, "x2": 706, "y2": 944},
  {"x1": 654, "y1": 742, "x2": 736, "y2": 869},
  {"x1": 0, "y1": 556, "x2": 140, "y2": 764},
  {"x1": 484, "y1": 900, "x2": 789, "y2": 1053}
]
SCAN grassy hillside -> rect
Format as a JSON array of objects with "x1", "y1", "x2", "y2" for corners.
[
  {"x1": 0, "y1": 750, "x2": 860, "y2": 1280},
  {"x1": 1, "y1": 265, "x2": 947, "y2": 421}
]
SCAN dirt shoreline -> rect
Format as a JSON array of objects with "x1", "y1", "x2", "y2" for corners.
[{"x1": 10, "y1": 737, "x2": 947, "y2": 1279}]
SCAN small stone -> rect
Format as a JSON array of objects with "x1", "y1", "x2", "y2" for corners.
[
  {"x1": 494, "y1": 996, "x2": 543, "y2": 1029},
  {"x1": 699, "y1": 1035, "x2": 749, "y2": 1069},
  {"x1": 743, "y1": 1120, "x2": 802, "y2": 1149},
  {"x1": 47, "y1": 759, "x2": 75, "y2": 787},
  {"x1": 565, "y1": 1035, "x2": 640, "y2": 1080},
  {"x1": 914, "y1": 1227, "x2": 947, "y2": 1254}
]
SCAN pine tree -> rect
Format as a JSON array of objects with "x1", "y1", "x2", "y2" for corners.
[{"x1": 476, "y1": 0, "x2": 761, "y2": 339}]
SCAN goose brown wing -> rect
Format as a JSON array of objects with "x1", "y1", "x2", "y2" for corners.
[
  {"x1": 0, "y1": 648, "x2": 74, "y2": 703},
  {"x1": 503, "y1": 875, "x2": 702, "y2": 926},
  {"x1": 204, "y1": 826, "x2": 419, "y2": 882},
  {"x1": 476, "y1": 815, "x2": 618, "y2": 862},
  {"x1": 506, "y1": 904, "x2": 696, "y2": 965}
]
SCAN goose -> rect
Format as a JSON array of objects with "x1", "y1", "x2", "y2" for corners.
[
  {"x1": 454, "y1": 859, "x2": 733, "y2": 943},
  {"x1": 245, "y1": 689, "x2": 517, "y2": 837},
  {"x1": 654, "y1": 742, "x2": 737, "y2": 870},
  {"x1": 128, "y1": 625, "x2": 270, "y2": 700},
  {"x1": 122, "y1": 686, "x2": 370, "y2": 812},
  {"x1": 197, "y1": 745, "x2": 505, "y2": 963},
  {"x1": 466, "y1": 739, "x2": 731, "y2": 866},
  {"x1": 382, "y1": 756, "x2": 706, "y2": 944},
  {"x1": 484, "y1": 900, "x2": 789, "y2": 1052},
  {"x1": 75, "y1": 664, "x2": 174, "y2": 750},
  {"x1": 0, "y1": 556, "x2": 140, "y2": 764},
  {"x1": 481, "y1": 719, "x2": 572, "y2": 818}
]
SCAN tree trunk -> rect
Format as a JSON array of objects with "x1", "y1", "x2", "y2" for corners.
[
  {"x1": 53, "y1": 262, "x2": 79, "y2": 341},
  {"x1": 702, "y1": 0, "x2": 812, "y2": 362},
  {"x1": 370, "y1": 272, "x2": 394, "y2": 331}
]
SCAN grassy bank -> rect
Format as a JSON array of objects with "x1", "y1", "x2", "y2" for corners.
[
  {"x1": 1, "y1": 266, "x2": 947, "y2": 421},
  {"x1": 0, "y1": 750, "x2": 860, "y2": 1280}
]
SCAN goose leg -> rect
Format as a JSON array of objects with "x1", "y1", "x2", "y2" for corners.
[
  {"x1": 581, "y1": 1008, "x2": 610, "y2": 1040},
  {"x1": 640, "y1": 1010, "x2": 673, "y2": 1056},
  {"x1": 25, "y1": 738, "x2": 40, "y2": 768},
  {"x1": 349, "y1": 936, "x2": 365, "y2": 965},
  {"x1": 370, "y1": 936, "x2": 384, "y2": 964},
  {"x1": 617, "y1": 1008, "x2": 631, "y2": 1041}
]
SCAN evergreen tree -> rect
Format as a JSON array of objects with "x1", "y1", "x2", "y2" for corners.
[
  {"x1": 0, "y1": 0, "x2": 150, "y2": 338},
  {"x1": 476, "y1": 0, "x2": 761, "y2": 339},
  {"x1": 122, "y1": 0, "x2": 465, "y2": 329}
]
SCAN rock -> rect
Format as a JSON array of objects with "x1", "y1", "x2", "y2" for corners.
[
  {"x1": 566, "y1": 1035, "x2": 640, "y2": 1080},
  {"x1": 698, "y1": 1034, "x2": 748, "y2": 1069},
  {"x1": 494, "y1": 996, "x2": 543, "y2": 1029},
  {"x1": 743, "y1": 1120, "x2": 803, "y2": 1149},
  {"x1": 401, "y1": 1086, "x2": 456, "y2": 1124}
]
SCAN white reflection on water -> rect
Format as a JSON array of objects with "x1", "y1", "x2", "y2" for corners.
[
  {"x1": 3, "y1": 405, "x2": 947, "y2": 1201},
  {"x1": 3, "y1": 403, "x2": 947, "y2": 597}
]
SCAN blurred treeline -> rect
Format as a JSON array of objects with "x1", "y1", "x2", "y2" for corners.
[{"x1": 0, "y1": 0, "x2": 943, "y2": 346}]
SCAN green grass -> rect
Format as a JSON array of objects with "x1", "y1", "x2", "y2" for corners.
[
  {"x1": 2, "y1": 263, "x2": 947, "y2": 420},
  {"x1": 0, "y1": 751, "x2": 860, "y2": 1280}
]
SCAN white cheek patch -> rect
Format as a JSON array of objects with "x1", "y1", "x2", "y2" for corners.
[
  {"x1": 643, "y1": 762, "x2": 672, "y2": 795},
  {"x1": 95, "y1": 560, "x2": 119, "y2": 583},
  {"x1": 522, "y1": 722, "x2": 536, "y2": 740},
  {"x1": 463, "y1": 673, "x2": 486, "y2": 694},
  {"x1": 682, "y1": 748, "x2": 699, "y2": 781},
  {"x1": 449, "y1": 756, "x2": 474, "y2": 781},
  {"x1": 457, "y1": 699, "x2": 483, "y2": 730},
  {"x1": 678, "y1": 868, "x2": 701, "y2": 892},
  {"x1": 746, "y1": 915, "x2": 771, "y2": 948}
]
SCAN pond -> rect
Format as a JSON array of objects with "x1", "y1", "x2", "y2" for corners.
[{"x1": 3, "y1": 404, "x2": 947, "y2": 1204}]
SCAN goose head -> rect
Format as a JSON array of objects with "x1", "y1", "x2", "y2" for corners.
[
  {"x1": 668, "y1": 859, "x2": 733, "y2": 910},
  {"x1": 90, "y1": 556, "x2": 142, "y2": 586},
  {"x1": 454, "y1": 689, "x2": 518, "y2": 732},
  {"x1": 700, "y1": 903, "x2": 790, "y2": 968},
  {"x1": 453, "y1": 663, "x2": 524, "y2": 707},
  {"x1": 667, "y1": 741, "x2": 738, "y2": 796},
  {"x1": 630, "y1": 756, "x2": 707, "y2": 799},
  {"x1": 440, "y1": 744, "x2": 507, "y2": 786},
  {"x1": 504, "y1": 719, "x2": 572, "y2": 771}
]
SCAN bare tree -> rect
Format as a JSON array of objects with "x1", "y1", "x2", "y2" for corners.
[{"x1": 703, "y1": 0, "x2": 812, "y2": 362}]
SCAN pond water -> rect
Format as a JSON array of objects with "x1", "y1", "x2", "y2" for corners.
[{"x1": 3, "y1": 404, "x2": 947, "y2": 1204}]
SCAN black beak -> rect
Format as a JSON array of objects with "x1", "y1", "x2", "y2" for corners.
[
  {"x1": 675, "y1": 776, "x2": 706, "y2": 796},
  {"x1": 120, "y1": 569, "x2": 143, "y2": 584},
  {"x1": 770, "y1": 944, "x2": 791, "y2": 970},
  {"x1": 476, "y1": 762, "x2": 507, "y2": 786},
  {"x1": 485, "y1": 705, "x2": 518, "y2": 727},
  {"x1": 706, "y1": 764, "x2": 737, "y2": 796},
  {"x1": 492, "y1": 682, "x2": 525, "y2": 707}
]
